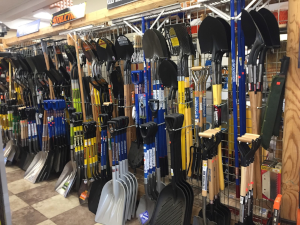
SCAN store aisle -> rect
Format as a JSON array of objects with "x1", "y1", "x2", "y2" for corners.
[{"x1": 5, "y1": 165, "x2": 141, "y2": 225}]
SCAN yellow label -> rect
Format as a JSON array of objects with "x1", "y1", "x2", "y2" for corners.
[
  {"x1": 98, "y1": 39, "x2": 107, "y2": 49},
  {"x1": 261, "y1": 165, "x2": 270, "y2": 171},
  {"x1": 203, "y1": 162, "x2": 207, "y2": 167},
  {"x1": 84, "y1": 140, "x2": 87, "y2": 147},
  {"x1": 171, "y1": 37, "x2": 179, "y2": 47}
]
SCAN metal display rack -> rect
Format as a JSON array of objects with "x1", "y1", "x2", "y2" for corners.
[{"x1": 3, "y1": 0, "x2": 289, "y2": 224}]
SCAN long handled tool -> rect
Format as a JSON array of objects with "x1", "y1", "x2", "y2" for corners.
[
  {"x1": 236, "y1": 134, "x2": 261, "y2": 225},
  {"x1": 122, "y1": 116, "x2": 138, "y2": 219},
  {"x1": 112, "y1": 117, "x2": 130, "y2": 222},
  {"x1": 198, "y1": 129, "x2": 225, "y2": 225},
  {"x1": 88, "y1": 114, "x2": 109, "y2": 214},
  {"x1": 4, "y1": 104, "x2": 19, "y2": 166},
  {"x1": 151, "y1": 113, "x2": 187, "y2": 225},
  {"x1": 95, "y1": 120, "x2": 126, "y2": 225},
  {"x1": 136, "y1": 122, "x2": 158, "y2": 224},
  {"x1": 55, "y1": 107, "x2": 77, "y2": 197},
  {"x1": 241, "y1": 10, "x2": 264, "y2": 199},
  {"x1": 198, "y1": 18, "x2": 230, "y2": 223}
]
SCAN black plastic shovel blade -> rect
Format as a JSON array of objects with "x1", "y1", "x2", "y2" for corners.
[
  {"x1": 152, "y1": 29, "x2": 170, "y2": 58},
  {"x1": 258, "y1": 8, "x2": 280, "y2": 49},
  {"x1": 158, "y1": 59, "x2": 177, "y2": 88},
  {"x1": 172, "y1": 24, "x2": 195, "y2": 56},
  {"x1": 96, "y1": 38, "x2": 109, "y2": 62},
  {"x1": 241, "y1": 10, "x2": 258, "y2": 48},
  {"x1": 142, "y1": 29, "x2": 158, "y2": 59},
  {"x1": 150, "y1": 184, "x2": 186, "y2": 225},
  {"x1": 216, "y1": 18, "x2": 231, "y2": 52},
  {"x1": 249, "y1": 10, "x2": 272, "y2": 47},
  {"x1": 115, "y1": 35, "x2": 134, "y2": 61},
  {"x1": 198, "y1": 16, "x2": 228, "y2": 57}
]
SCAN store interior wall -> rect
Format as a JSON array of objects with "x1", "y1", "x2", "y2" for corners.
[
  {"x1": 1, "y1": 0, "x2": 107, "y2": 40},
  {"x1": 73, "y1": 0, "x2": 107, "y2": 14}
]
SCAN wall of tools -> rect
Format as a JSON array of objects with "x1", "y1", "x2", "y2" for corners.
[{"x1": 0, "y1": 0, "x2": 292, "y2": 224}]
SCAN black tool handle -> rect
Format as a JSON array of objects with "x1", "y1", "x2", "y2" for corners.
[
  {"x1": 148, "y1": 99, "x2": 159, "y2": 118},
  {"x1": 280, "y1": 56, "x2": 290, "y2": 76}
]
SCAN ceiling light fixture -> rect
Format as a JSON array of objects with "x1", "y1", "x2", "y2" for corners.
[{"x1": 33, "y1": 12, "x2": 52, "y2": 20}]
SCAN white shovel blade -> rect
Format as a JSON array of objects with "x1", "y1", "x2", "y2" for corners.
[
  {"x1": 127, "y1": 171, "x2": 138, "y2": 219},
  {"x1": 95, "y1": 180, "x2": 126, "y2": 225}
]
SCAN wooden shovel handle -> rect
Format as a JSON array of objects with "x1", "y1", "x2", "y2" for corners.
[
  {"x1": 241, "y1": 166, "x2": 247, "y2": 196},
  {"x1": 74, "y1": 35, "x2": 87, "y2": 122},
  {"x1": 191, "y1": 66, "x2": 204, "y2": 71}
]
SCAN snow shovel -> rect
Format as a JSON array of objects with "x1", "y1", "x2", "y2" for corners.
[
  {"x1": 88, "y1": 114, "x2": 109, "y2": 214},
  {"x1": 136, "y1": 122, "x2": 158, "y2": 224},
  {"x1": 169, "y1": 24, "x2": 195, "y2": 224},
  {"x1": 149, "y1": 99, "x2": 165, "y2": 194},
  {"x1": 150, "y1": 113, "x2": 186, "y2": 225},
  {"x1": 24, "y1": 110, "x2": 48, "y2": 183},
  {"x1": 5, "y1": 106, "x2": 19, "y2": 166},
  {"x1": 122, "y1": 116, "x2": 138, "y2": 219},
  {"x1": 35, "y1": 101, "x2": 56, "y2": 182},
  {"x1": 4, "y1": 140, "x2": 18, "y2": 166},
  {"x1": 118, "y1": 116, "x2": 136, "y2": 221},
  {"x1": 22, "y1": 108, "x2": 36, "y2": 171},
  {"x1": 111, "y1": 117, "x2": 130, "y2": 221},
  {"x1": 241, "y1": 9, "x2": 264, "y2": 199},
  {"x1": 95, "y1": 120, "x2": 126, "y2": 225},
  {"x1": 55, "y1": 107, "x2": 77, "y2": 197}
]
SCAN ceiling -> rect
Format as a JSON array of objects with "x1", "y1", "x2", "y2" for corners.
[
  {"x1": 0, "y1": 0, "x2": 59, "y2": 30},
  {"x1": 1, "y1": 0, "x2": 107, "y2": 39}
]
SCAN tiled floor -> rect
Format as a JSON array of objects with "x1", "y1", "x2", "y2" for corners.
[{"x1": 5, "y1": 165, "x2": 141, "y2": 225}]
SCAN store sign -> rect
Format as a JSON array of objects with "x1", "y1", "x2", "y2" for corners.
[
  {"x1": 16, "y1": 20, "x2": 40, "y2": 37},
  {"x1": 50, "y1": 2, "x2": 86, "y2": 27},
  {"x1": 107, "y1": 0, "x2": 138, "y2": 10}
]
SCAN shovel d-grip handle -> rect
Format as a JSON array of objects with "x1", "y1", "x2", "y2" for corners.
[
  {"x1": 148, "y1": 99, "x2": 159, "y2": 118},
  {"x1": 140, "y1": 123, "x2": 152, "y2": 144},
  {"x1": 99, "y1": 114, "x2": 109, "y2": 127},
  {"x1": 107, "y1": 120, "x2": 118, "y2": 137},
  {"x1": 123, "y1": 116, "x2": 129, "y2": 128}
]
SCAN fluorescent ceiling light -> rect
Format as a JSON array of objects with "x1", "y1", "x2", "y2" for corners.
[{"x1": 33, "y1": 12, "x2": 52, "y2": 20}]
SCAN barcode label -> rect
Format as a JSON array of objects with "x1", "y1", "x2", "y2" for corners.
[
  {"x1": 202, "y1": 163, "x2": 208, "y2": 191},
  {"x1": 107, "y1": 0, "x2": 114, "y2": 4}
]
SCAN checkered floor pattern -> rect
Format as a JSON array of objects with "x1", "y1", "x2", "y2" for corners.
[{"x1": 5, "y1": 165, "x2": 142, "y2": 225}]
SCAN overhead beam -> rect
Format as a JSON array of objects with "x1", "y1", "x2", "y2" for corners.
[{"x1": 3, "y1": 0, "x2": 183, "y2": 47}]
